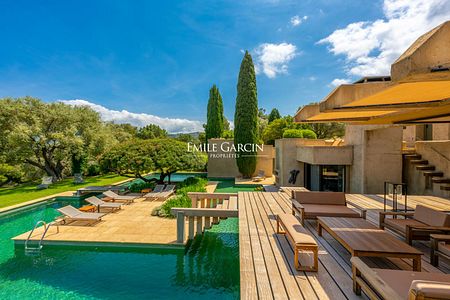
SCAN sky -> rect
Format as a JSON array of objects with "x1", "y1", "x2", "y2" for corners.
[{"x1": 1, "y1": 0, "x2": 450, "y2": 132}]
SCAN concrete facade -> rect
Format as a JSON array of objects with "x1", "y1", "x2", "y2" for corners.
[
  {"x1": 207, "y1": 139, "x2": 274, "y2": 178},
  {"x1": 405, "y1": 141, "x2": 450, "y2": 198},
  {"x1": 274, "y1": 125, "x2": 403, "y2": 194}
]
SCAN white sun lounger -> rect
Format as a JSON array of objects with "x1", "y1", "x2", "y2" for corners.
[
  {"x1": 143, "y1": 184, "x2": 176, "y2": 201},
  {"x1": 103, "y1": 190, "x2": 137, "y2": 204},
  {"x1": 57, "y1": 205, "x2": 105, "y2": 226},
  {"x1": 85, "y1": 196, "x2": 122, "y2": 212}
]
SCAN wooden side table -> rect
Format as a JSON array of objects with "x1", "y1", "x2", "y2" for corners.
[{"x1": 79, "y1": 205, "x2": 97, "y2": 213}]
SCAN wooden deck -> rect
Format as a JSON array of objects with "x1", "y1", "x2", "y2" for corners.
[{"x1": 238, "y1": 192, "x2": 450, "y2": 299}]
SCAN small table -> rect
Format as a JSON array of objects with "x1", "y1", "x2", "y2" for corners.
[
  {"x1": 79, "y1": 205, "x2": 97, "y2": 213},
  {"x1": 317, "y1": 217, "x2": 423, "y2": 271}
]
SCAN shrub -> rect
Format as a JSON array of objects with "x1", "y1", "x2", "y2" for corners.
[
  {"x1": 300, "y1": 129, "x2": 317, "y2": 139},
  {"x1": 85, "y1": 161, "x2": 101, "y2": 176},
  {"x1": 283, "y1": 129, "x2": 303, "y2": 138},
  {"x1": 128, "y1": 181, "x2": 155, "y2": 193},
  {"x1": 157, "y1": 176, "x2": 208, "y2": 218}
]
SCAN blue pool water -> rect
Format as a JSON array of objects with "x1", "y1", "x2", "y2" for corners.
[{"x1": 0, "y1": 199, "x2": 239, "y2": 299}]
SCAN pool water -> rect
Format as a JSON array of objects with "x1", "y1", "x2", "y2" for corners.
[{"x1": 0, "y1": 199, "x2": 239, "y2": 299}]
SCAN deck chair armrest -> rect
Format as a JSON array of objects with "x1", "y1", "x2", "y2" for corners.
[
  {"x1": 379, "y1": 211, "x2": 415, "y2": 217},
  {"x1": 407, "y1": 225, "x2": 450, "y2": 232},
  {"x1": 430, "y1": 234, "x2": 450, "y2": 242},
  {"x1": 346, "y1": 200, "x2": 367, "y2": 219},
  {"x1": 292, "y1": 201, "x2": 304, "y2": 212}
]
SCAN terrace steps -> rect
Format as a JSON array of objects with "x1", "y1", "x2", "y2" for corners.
[{"x1": 406, "y1": 151, "x2": 450, "y2": 195}]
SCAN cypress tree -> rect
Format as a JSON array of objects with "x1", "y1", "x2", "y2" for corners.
[
  {"x1": 234, "y1": 51, "x2": 258, "y2": 177},
  {"x1": 205, "y1": 85, "x2": 224, "y2": 140},
  {"x1": 268, "y1": 108, "x2": 281, "y2": 123}
]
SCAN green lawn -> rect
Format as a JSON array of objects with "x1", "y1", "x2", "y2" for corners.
[
  {"x1": 214, "y1": 180, "x2": 260, "y2": 193},
  {"x1": 0, "y1": 174, "x2": 129, "y2": 208}
]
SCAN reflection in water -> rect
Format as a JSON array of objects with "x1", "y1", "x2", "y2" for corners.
[{"x1": 0, "y1": 200, "x2": 239, "y2": 300}]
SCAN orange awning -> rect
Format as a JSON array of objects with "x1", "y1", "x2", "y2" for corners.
[{"x1": 340, "y1": 80, "x2": 450, "y2": 109}]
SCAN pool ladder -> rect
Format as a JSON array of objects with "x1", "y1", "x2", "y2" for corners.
[{"x1": 24, "y1": 220, "x2": 58, "y2": 255}]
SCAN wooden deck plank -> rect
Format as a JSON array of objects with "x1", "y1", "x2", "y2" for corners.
[
  {"x1": 238, "y1": 192, "x2": 259, "y2": 299},
  {"x1": 270, "y1": 192, "x2": 350, "y2": 300},
  {"x1": 240, "y1": 192, "x2": 274, "y2": 299},
  {"x1": 246, "y1": 192, "x2": 290, "y2": 299},
  {"x1": 252, "y1": 192, "x2": 306, "y2": 300}
]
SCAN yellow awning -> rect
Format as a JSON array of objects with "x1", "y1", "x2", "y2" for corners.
[
  {"x1": 301, "y1": 105, "x2": 450, "y2": 124},
  {"x1": 303, "y1": 110, "x2": 399, "y2": 123},
  {"x1": 340, "y1": 80, "x2": 450, "y2": 109}
]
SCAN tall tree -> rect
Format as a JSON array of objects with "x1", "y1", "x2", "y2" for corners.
[
  {"x1": 205, "y1": 84, "x2": 224, "y2": 140},
  {"x1": 101, "y1": 139, "x2": 207, "y2": 183},
  {"x1": 234, "y1": 51, "x2": 258, "y2": 177},
  {"x1": 268, "y1": 108, "x2": 281, "y2": 123},
  {"x1": 0, "y1": 97, "x2": 110, "y2": 181},
  {"x1": 136, "y1": 124, "x2": 168, "y2": 139}
]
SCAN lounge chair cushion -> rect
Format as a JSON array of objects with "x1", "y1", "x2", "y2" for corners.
[
  {"x1": 301, "y1": 204, "x2": 360, "y2": 218},
  {"x1": 414, "y1": 205, "x2": 450, "y2": 227},
  {"x1": 384, "y1": 218, "x2": 426, "y2": 233},
  {"x1": 278, "y1": 213, "x2": 317, "y2": 245},
  {"x1": 372, "y1": 269, "x2": 450, "y2": 298},
  {"x1": 438, "y1": 242, "x2": 450, "y2": 257},
  {"x1": 293, "y1": 191, "x2": 346, "y2": 206},
  {"x1": 409, "y1": 280, "x2": 450, "y2": 299}
]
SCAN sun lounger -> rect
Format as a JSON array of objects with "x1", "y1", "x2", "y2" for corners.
[
  {"x1": 379, "y1": 205, "x2": 450, "y2": 244},
  {"x1": 351, "y1": 257, "x2": 450, "y2": 300},
  {"x1": 276, "y1": 213, "x2": 318, "y2": 271},
  {"x1": 102, "y1": 190, "x2": 137, "y2": 204},
  {"x1": 144, "y1": 184, "x2": 176, "y2": 201},
  {"x1": 57, "y1": 205, "x2": 105, "y2": 226},
  {"x1": 292, "y1": 191, "x2": 366, "y2": 225},
  {"x1": 252, "y1": 170, "x2": 265, "y2": 182},
  {"x1": 85, "y1": 196, "x2": 122, "y2": 212},
  {"x1": 36, "y1": 176, "x2": 53, "y2": 190}
]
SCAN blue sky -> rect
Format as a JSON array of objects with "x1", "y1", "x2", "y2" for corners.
[{"x1": 1, "y1": 0, "x2": 449, "y2": 132}]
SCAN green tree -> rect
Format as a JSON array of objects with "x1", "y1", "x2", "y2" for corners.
[
  {"x1": 205, "y1": 85, "x2": 224, "y2": 140},
  {"x1": 283, "y1": 129, "x2": 303, "y2": 138},
  {"x1": 234, "y1": 51, "x2": 259, "y2": 177},
  {"x1": 268, "y1": 108, "x2": 281, "y2": 123},
  {"x1": 262, "y1": 118, "x2": 287, "y2": 145},
  {"x1": 101, "y1": 139, "x2": 207, "y2": 183},
  {"x1": 136, "y1": 124, "x2": 168, "y2": 139},
  {"x1": 0, "y1": 163, "x2": 23, "y2": 186},
  {"x1": 309, "y1": 123, "x2": 345, "y2": 139},
  {"x1": 0, "y1": 97, "x2": 110, "y2": 182}
]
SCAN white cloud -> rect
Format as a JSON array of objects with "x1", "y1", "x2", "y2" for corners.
[
  {"x1": 329, "y1": 78, "x2": 351, "y2": 87},
  {"x1": 290, "y1": 15, "x2": 308, "y2": 27},
  {"x1": 60, "y1": 99, "x2": 203, "y2": 133},
  {"x1": 318, "y1": 0, "x2": 450, "y2": 76},
  {"x1": 253, "y1": 43, "x2": 298, "y2": 78}
]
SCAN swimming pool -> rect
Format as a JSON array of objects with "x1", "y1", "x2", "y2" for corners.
[{"x1": 0, "y1": 199, "x2": 239, "y2": 299}]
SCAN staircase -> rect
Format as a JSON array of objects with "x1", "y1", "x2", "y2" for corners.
[{"x1": 405, "y1": 153, "x2": 450, "y2": 192}]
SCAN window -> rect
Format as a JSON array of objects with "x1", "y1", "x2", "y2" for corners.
[{"x1": 305, "y1": 164, "x2": 345, "y2": 192}]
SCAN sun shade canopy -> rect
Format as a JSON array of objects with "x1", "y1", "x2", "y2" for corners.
[
  {"x1": 295, "y1": 80, "x2": 450, "y2": 124},
  {"x1": 339, "y1": 81, "x2": 450, "y2": 110}
]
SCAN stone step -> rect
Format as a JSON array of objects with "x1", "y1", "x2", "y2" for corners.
[
  {"x1": 411, "y1": 159, "x2": 428, "y2": 165},
  {"x1": 432, "y1": 178, "x2": 450, "y2": 184},
  {"x1": 416, "y1": 165, "x2": 436, "y2": 171},
  {"x1": 404, "y1": 154, "x2": 421, "y2": 160},
  {"x1": 440, "y1": 185, "x2": 450, "y2": 191},
  {"x1": 423, "y1": 171, "x2": 444, "y2": 177}
]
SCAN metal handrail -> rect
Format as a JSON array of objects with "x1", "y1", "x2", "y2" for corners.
[{"x1": 25, "y1": 220, "x2": 59, "y2": 252}]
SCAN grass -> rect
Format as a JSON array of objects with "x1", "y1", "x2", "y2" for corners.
[
  {"x1": 0, "y1": 174, "x2": 129, "y2": 208},
  {"x1": 157, "y1": 177, "x2": 208, "y2": 218},
  {"x1": 214, "y1": 179, "x2": 260, "y2": 193}
]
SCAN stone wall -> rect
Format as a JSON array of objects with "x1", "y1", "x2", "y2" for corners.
[{"x1": 206, "y1": 139, "x2": 274, "y2": 178}]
